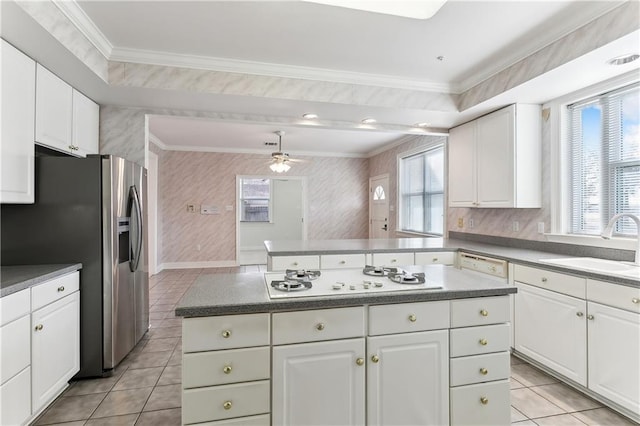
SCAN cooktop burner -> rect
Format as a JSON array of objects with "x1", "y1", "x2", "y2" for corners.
[
  {"x1": 271, "y1": 279, "x2": 313, "y2": 292},
  {"x1": 284, "y1": 269, "x2": 321, "y2": 280},
  {"x1": 388, "y1": 271, "x2": 426, "y2": 284},
  {"x1": 363, "y1": 265, "x2": 400, "y2": 276}
]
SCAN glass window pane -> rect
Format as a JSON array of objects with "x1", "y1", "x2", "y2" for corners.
[
  {"x1": 426, "y1": 193, "x2": 444, "y2": 234},
  {"x1": 403, "y1": 155, "x2": 424, "y2": 193},
  {"x1": 403, "y1": 195, "x2": 424, "y2": 232},
  {"x1": 425, "y1": 149, "x2": 444, "y2": 192},
  {"x1": 242, "y1": 178, "x2": 270, "y2": 199}
]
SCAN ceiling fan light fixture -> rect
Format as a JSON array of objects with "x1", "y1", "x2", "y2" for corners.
[
  {"x1": 302, "y1": 113, "x2": 319, "y2": 120},
  {"x1": 270, "y1": 161, "x2": 291, "y2": 173},
  {"x1": 414, "y1": 122, "x2": 431, "y2": 128},
  {"x1": 361, "y1": 117, "x2": 377, "y2": 124}
]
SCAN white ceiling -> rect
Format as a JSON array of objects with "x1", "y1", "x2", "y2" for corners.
[{"x1": 36, "y1": 1, "x2": 639, "y2": 156}]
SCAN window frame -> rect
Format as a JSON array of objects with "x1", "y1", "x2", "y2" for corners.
[
  {"x1": 547, "y1": 71, "x2": 639, "y2": 250},
  {"x1": 397, "y1": 142, "x2": 446, "y2": 237},
  {"x1": 239, "y1": 177, "x2": 273, "y2": 223}
]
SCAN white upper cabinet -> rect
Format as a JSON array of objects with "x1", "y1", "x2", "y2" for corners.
[
  {"x1": 35, "y1": 64, "x2": 99, "y2": 157},
  {"x1": 448, "y1": 104, "x2": 541, "y2": 208},
  {"x1": 1, "y1": 40, "x2": 36, "y2": 204}
]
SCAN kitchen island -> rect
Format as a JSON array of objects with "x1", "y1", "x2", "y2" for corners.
[{"x1": 176, "y1": 264, "x2": 515, "y2": 425}]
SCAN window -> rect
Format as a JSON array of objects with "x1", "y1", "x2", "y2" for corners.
[
  {"x1": 399, "y1": 145, "x2": 444, "y2": 235},
  {"x1": 240, "y1": 178, "x2": 271, "y2": 222},
  {"x1": 568, "y1": 82, "x2": 640, "y2": 236}
]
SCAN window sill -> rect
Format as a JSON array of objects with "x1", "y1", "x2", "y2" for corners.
[
  {"x1": 545, "y1": 233, "x2": 636, "y2": 251},
  {"x1": 397, "y1": 230, "x2": 443, "y2": 238}
]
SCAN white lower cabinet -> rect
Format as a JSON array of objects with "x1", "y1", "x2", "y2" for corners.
[
  {"x1": 0, "y1": 367, "x2": 31, "y2": 426},
  {"x1": 367, "y1": 331, "x2": 449, "y2": 426},
  {"x1": 450, "y1": 380, "x2": 511, "y2": 425},
  {"x1": 273, "y1": 338, "x2": 366, "y2": 426}
]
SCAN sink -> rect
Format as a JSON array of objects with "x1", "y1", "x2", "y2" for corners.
[{"x1": 538, "y1": 257, "x2": 640, "y2": 275}]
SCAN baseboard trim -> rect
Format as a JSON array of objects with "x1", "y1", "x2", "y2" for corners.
[{"x1": 158, "y1": 261, "x2": 238, "y2": 270}]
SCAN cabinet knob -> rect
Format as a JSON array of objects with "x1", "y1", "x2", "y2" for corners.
[
  {"x1": 480, "y1": 397, "x2": 489, "y2": 405},
  {"x1": 408, "y1": 314, "x2": 417, "y2": 322},
  {"x1": 432, "y1": 257, "x2": 438, "y2": 262},
  {"x1": 34, "y1": 324, "x2": 44, "y2": 331},
  {"x1": 223, "y1": 365, "x2": 232, "y2": 374},
  {"x1": 479, "y1": 309, "x2": 489, "y2": 317},
  {"x1": 479, "y1": 338, "x2": 488, "y2": 346},
  {"x1": 541, "y1": 277, "x2": 548, "y2": 283},
  {"x1": 339, "y1": 260, "x2": 346, "y2": 264},
  {"x1": 356, "y1": 358, "x2": 365, "y2": 366},
  {"x1": 293, "y1": 262, "x2": 298, "y2": 266},
  {"x1": 223, "y1": 401, "x2": 232, "y2": 410},
  {"x1": 391, "y1": 259, "x2": 397, "y2": 263},
  {"x1": 479, "y1": 368, "x2": 488, "y2": 375},
  {"x1": 587, "y1": 315, "x2": 595, "y2": 321},
  {"x1": 57, "y1": 286, "x2": 65, "y2": 292},
  {"x1": 576, "y1": 312, "x2": 584, "y2": 317},
  {"x1": 316, "y1": 323, "x2": 325, "y2": 331},
  {"x1": 632, "y1": 298, "x2": 639, "y2": 304},
  {"x1": 221, "y1": 330, "x2": 232, "y2": 338},
  {"x1": 371, "y1": 355, "x2": 380, "y2": 363},
  {"x1": 68, "y1": 145, "x2": 75, "y2": 151}
]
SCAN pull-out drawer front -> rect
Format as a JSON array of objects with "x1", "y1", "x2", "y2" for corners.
[
  {"x1": 451, "y1": 296, "x2": 510, "y2": 328},
  {"x1": 321, "y1": 254, "x2": 366, "y2": 269},
  {"x1": 450, "y1": 352, "x2": 510, "y2": 386},
  {"x1": 0, "y1": 315, "x2": 30, "y2": 384},
  {"x1": 196, "y1": 414, "x2": 270, "y2": 425},
  {"x1": 369, "y1": 301, "x2": 450, "y2": 336},
  {"x1": 183, "y1": 313, "x2": 270, "y2": 352},
  {"x1": 182, "y1": 380, "x2": 270, "y2": 425},
  {"x1": 514, "y1": 264, "x2": 586, "y2": 299},
  {"x1": 370, "y1": 252, "x2": 414, "y2": 267},
  {"x1": 32, "y1": 271, "x2": 80, "y2": 311},
  {"x1": 587, "y1": 279, "x2": 640, "y2": 314},
  {"x1": 272, "y1": 307, "x2": 365, "y2": 345},
  {"x1": 0, "y1": 289, "x2": 30, "y2": 326},
  {"x1": 450, "y1": 379, "x2": 510, "y2": 426},
  {"x1": 450, "y1": 323, "x2": 510, "y2": 357},
  {"x1": 270, "y1": 255, "x2": 319, "y2": 271},
  {"x1": 414, "y1": 251, "x2": 456, "y2": 265},
  {"x1": 183, "y1": 347, "x2": 270, "y2": 388}
]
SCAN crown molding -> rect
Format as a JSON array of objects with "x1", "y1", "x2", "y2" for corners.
[
  {"x1": 151, "y1": 142, "x2": 369, "y2": 158},
  {"x1": 53, "y1": 0, "x2": 112, "y2": 58},
  {"x1": 110, "y1": 46, "x2": 454, "y2": 93}
]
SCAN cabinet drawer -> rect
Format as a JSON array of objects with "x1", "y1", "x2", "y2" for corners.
[
  {"x1": 450, "y1": 323, "x2": 510, "y2": 357},
  {"x1": 415, "y1": 251, "x2": 456, "y2": 265},
  {"x1": 0, "y1": 315, "x2": 30, "y2": 384},
  {"x1": 272, "y1": 307, "x2": 365, "y2": 345},
  {"x1": 193, "y1": 414, "x2": 270, "y2": 426},
  {"x1": 451, "y1": 296, "x2": 510, "y2": 328},
  {"x1": 450, "y1": 379, "x2": 510, "y2": 426},
  {"x1": 182, "y1": 380, "x2": 270, "y2": 424},
  {"x1": 369, "y1": 301, "x2": 450, "y2": 336},
  {"x1": 270, "y1": 255, "x2": 319, "y2": 271},
  {"x1": 371, "y1": 252, "x2": 415, "y2": 266},
  {"x1": 514, "y1": 264, "x2": 586, "y2": 299},
  {"x1": 0, "y1": 288, "x2": 30, "y2": 326},
  {"x1": 321, "y1": 254, "x2": 366, "y2": 269},
  {"x1": 0, "y1": 366, "x2": 31, "y2": 426},
  {"x1": 183, "y1": 313, "x2": 270, "y2": 352},
  {"x1": 450, "y1": 351, "x2": 510, "y2": 386},
  {"x1": 183, "y1": 347, "x2": 270, "y2": 388},
  {"x1": 587, "y1": 279, "x2": 640, "y2": 314},
  {"x1": 32, "y1": 271, "x2": 80, "y2": 311}
]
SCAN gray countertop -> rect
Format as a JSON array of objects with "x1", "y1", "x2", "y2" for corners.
[
  {"x1": 1, "y1": 264, "x2": 83, "y2": 297},
  {"x1": 265, "y1": 238, "x2": 639, "y2": 287},
  {"x1": 175, "y1": 264, "x2": 516, "y2": 317}
]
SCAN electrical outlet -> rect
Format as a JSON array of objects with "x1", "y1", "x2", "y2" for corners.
[
  {"x1": 457, "y1": 218, "x2": 464, "y2": 228},
  {"x1": 512, "y1": 221, "x2": 519, "y2": 232},
  {"x1": 538, "y1": 222, "x2": 545, "y2": 233},
  {"x1": 187, "y1": 204, "x2": 195, "y2": 213},
  {"x1": 469, "y1": 219, "x2": 474, "y2": 228}
]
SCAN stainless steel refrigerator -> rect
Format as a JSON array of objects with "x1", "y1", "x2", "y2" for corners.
[{"x1": 1, "y1": 154, "x2": 149, "y2": 378}]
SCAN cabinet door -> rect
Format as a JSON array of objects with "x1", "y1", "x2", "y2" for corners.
[
  {"x1": 476, "y1": 105, "x2": 515, "y2": 208},
  {"x1": 32, "y1": 292, "x2": 80, "y2": 412},
  {"x1": 72, "y1": 90, "x2": 99, "y2": 157},
  {"x1": 35, "y1": 64, "x2": 73, "y2": 153},
  {"x1": 587, "y1": 301, "x2": 639, "y2": 415},
  {"x1": 0, "y1": 366, "x2": 31, "y2": 426},
  {"x1": 367, "y1": 330, "x2": 449, "y2": 426},
  {"x1": 448, "y1": 120, "x2": 476, "y2": 207},
  {"x1": 272, "y1": 338, "x2": 365, "y2": 426},
  {"x1": 514, "y1": 283, "x2": 587, "y2": 385},
  {"x1": 0, "y1": 40, "x2": 35, "y2": 204}
]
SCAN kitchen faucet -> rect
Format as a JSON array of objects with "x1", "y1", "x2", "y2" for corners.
[{"x1": 601, "y1": 213, "x2": 640, "y2": 266}]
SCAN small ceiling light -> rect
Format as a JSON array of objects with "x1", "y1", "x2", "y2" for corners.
[
  {"x1": 302, "y1": 113, "x2": 319, "y2": 120},
  {"x1": 415, "y1": 122, "x2": 431, "y2": 128},
  {"x1": 361, "y1": 117, "x2": 377, "y2": 124},
  {"x1": 607, "y1": 54, "x2": 639, "y2": 66}
]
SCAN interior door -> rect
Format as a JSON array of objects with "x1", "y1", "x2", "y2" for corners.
[{"x1": 370, "y1": 175, "x2": 390, "y2": 239}]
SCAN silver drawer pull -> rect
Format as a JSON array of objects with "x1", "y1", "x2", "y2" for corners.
[
  {"x1": 316, "y1": 323, "x2": 325, "y2": 331},
  {"x1": 57, "y1": 286, "x2": 65, "y2": 292},
  {"x1": 221, "y1": 330, "x2": 231, "y2": 338},
  {"x1": 34, "y1": 324, "x2": 44, "y2": 331}
]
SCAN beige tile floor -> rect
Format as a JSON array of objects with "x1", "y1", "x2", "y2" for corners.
[{"x1": 33, "y1": 267, "x2": 637, "y2": 426}]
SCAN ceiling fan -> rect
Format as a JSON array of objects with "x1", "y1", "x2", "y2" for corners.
[{"x1": 269, "y1": 130, "x2": 301, "y2": 173}]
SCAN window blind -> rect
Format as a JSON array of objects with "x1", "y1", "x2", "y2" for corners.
[{"x1": 568, "y1": 82, "x2": 640, "y2": 236}]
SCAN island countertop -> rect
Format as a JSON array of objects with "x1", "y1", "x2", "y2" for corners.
[{"x1": 175, "y1": 264, "x2": 516, "y2": 317}]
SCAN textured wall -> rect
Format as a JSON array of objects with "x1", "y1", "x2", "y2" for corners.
[{"x1": 158, "y1": 150, "x2": 369, "y2": 265}]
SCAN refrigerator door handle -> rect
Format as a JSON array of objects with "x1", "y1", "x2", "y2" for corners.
[{"x1": 129, "y1": 185, "x2": 143, "y2": 272}]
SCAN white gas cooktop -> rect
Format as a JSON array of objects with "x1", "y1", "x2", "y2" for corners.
[{"x1": 264, "y1": 267, "x2": 443, "y2": 299}]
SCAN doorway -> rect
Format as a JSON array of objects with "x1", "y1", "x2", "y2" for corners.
[
  {"x1": 237, "y1": 176, "x2": 307, "y2": 265},
  {"x1": 369, "y1": 174, "x2": 390, "y2": 239}
]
